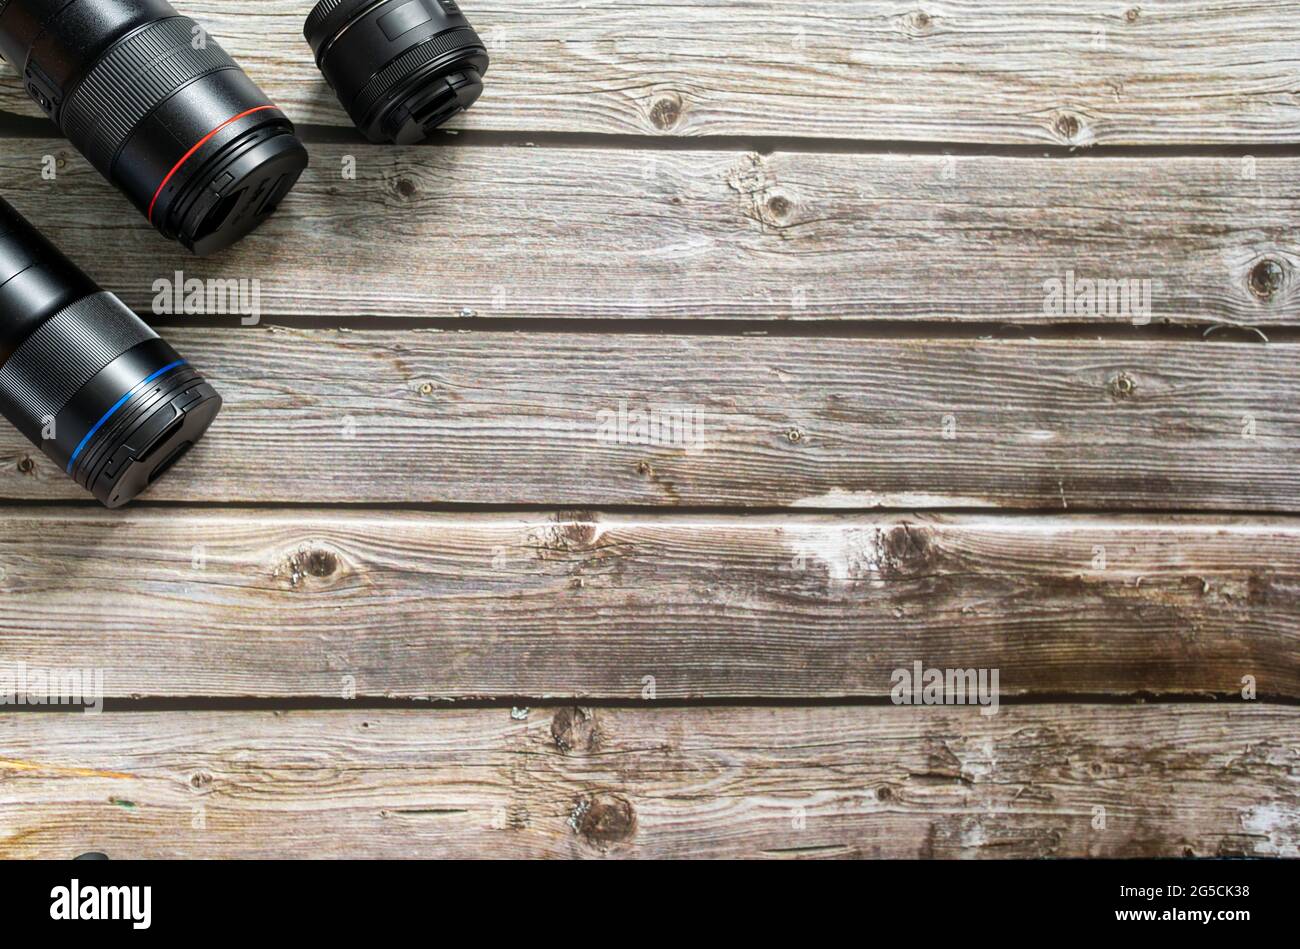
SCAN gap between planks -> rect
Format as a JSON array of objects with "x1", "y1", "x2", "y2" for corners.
[{"x1": 3, "y1": 112, "x2": 1300, "y2": 161}]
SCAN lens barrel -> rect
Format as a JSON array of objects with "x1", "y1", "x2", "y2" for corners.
[
  {"x1": 0, "y1": 197, "x2": 220, "y2": 507},
  {"x1": 0, "y1": 0, "x2": 308, "y2": 255},
  {"x1": 305, "y1": 0, "x2": 488, "y2": 144}
]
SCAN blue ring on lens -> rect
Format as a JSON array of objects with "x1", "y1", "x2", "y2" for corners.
[{"x1": 66, "y1": 360, "x2": 187, "y2": 473}]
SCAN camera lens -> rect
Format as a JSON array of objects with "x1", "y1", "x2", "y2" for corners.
[
  {"x1": 0, "y1": 0, "x2": 308, "y2": 256},
  {"x1": 305, "y1": 0, "x2": 489, "y2": 144},
  {"x1": 0, "y1": 197, "x2": 221, "y2": 508}
]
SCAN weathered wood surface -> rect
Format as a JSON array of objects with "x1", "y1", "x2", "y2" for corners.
[
  {"x1": 0, "y1": 1, "x2": 1292, "y2": 865},
  {"x1": 2, "y1": 331, "x2": 1296, "y2": 510},
  {"x1": 0, "y1": 706, "x2": 1294, "y2": 859},
  {"x1": 2, "y1": 1, "x2": 1296, "y2": 145},
  {"x1": 0, "y1": 508, "x2": 1296, "y2": 700},
  {"x1": 5, "y1": 143, "x2": 1296, "y2": 324}
]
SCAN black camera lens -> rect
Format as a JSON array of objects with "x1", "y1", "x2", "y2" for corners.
[
  {"x1": 305, "y1": 0, "x2": 489, "y2": 144},
  {"x1": 0, "y1": 0, "x2": 308, "y2": 256},
  {"x1": 0, "y1": 197, "x2": 220, "y2": 507}
]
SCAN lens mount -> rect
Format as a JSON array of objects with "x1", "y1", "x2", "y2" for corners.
[
  {"x1": 305, "y1": 0, "x2": 489, "y2": 144},
  {"x1": 138, "y1": 105, "x2": 308, "y2": 257},
  {"x1": 57, "y1": 337, "x2": 222, "y2": 508}
]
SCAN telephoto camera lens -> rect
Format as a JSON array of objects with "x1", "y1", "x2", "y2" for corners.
[
  {"x1": 305, "y1": 0, "x2": 489, "y2": 144},
  {"x1": 0, "y1": 197, "x2": 221, "y2": 508},
  {"x1": 0, "y1": 0, "x2": 308, "y2": 256}
]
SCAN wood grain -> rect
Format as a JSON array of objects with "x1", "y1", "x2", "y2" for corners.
[
  {"x1": 6, "y1": 142, "x2": 1297, "y2": 323},
  {"x1": 2, "y1": 2, "x2": 1296, "y2": 145},
  {"x1": 3, "y1": 330, "x2": 1298, "y2": 510},
  {"x1": 0, "y1": 0, "x2": 1291, "y2": 867},
  {"x1": 0, "y1": 508, "x2": 1296, "y2": 700},
  {"x1": 0, "y1": 706, "x2": 1294, "y2": 858}
]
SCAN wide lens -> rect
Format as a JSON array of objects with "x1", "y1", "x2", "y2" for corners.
[
  {"x1": 0, "y1": 198, "x2": 220, "y2": 507},
  {"x1": 0, "y1": 0, "x2": 308, "y2": 255},
  {"x1": 305, "y1": 0, "x2": 489, "y2": 144}
]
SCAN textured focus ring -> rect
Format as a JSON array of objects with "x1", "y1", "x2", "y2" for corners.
[
  {"x1": 60, "y1": 16, "x2": 238, "y2": 174},
  {"x1": 304, "y1": 0, "x2": 371, "y2": 47},
  {"x1": 0, "y1": 292, "x2": 156, "y2": 426},
  {"x1": 349, "y1": 26, "x2": 480, "y2": 120}
]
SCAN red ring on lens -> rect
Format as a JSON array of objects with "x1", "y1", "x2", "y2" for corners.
[{"x1": 146, "y1": 104, "x2": 281, "y2": 224}]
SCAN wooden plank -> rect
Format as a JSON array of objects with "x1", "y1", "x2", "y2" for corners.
[
  {"x1": 0, "y1": 508, "x2": 1296, "y2": 700},
  {"x1": 7, "y1": 142, "x2": 1298, "y2": 324},
  {"x1": 0, "y1": 706, "x2": 1293, "y2": 858},
  {"x1": 2, "y1": 2, "x2": 1296, "y2": 145},
  {"x1": 3, "y1": 331, "x2": 1298, "y2": 510}
]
